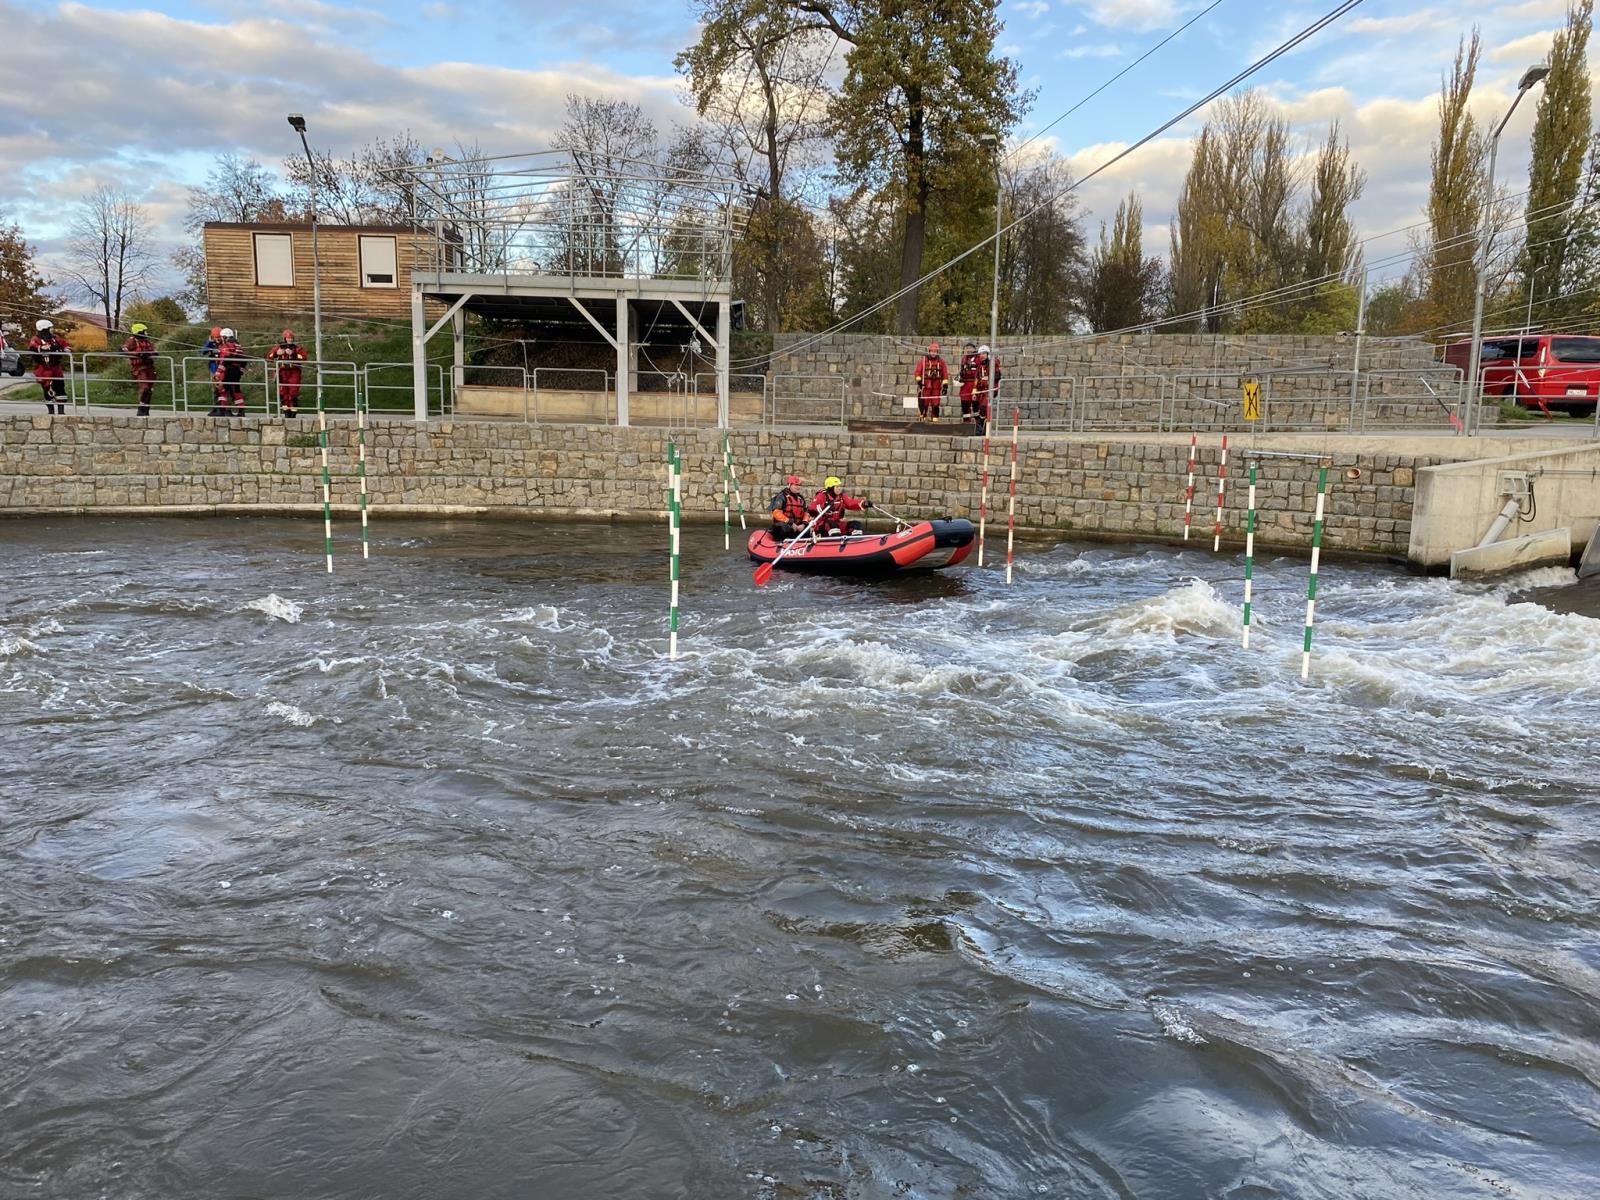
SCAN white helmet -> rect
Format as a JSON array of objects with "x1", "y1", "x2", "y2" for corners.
[
  {"x1": 220, "y1": 327, "x2": 235, "y2": 339},
  {"x1": 978, "y1": 344, "x2": 990, "y2": 355},
  {"x1": 36, "y1": 319, "x2": 52, "y2": 332}
]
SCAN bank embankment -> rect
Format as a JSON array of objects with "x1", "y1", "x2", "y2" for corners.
[{"x1": 0, "y1": 415, "x2": 1577, "y2": 558}]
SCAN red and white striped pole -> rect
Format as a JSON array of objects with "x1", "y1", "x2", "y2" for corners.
[
  {"x1": 1182, "y1": 432, "x2": 1198, "y2": 540},
  {"x1": 1212, "y1": 434, "x2": 1229, "y2": 552},
  {"x1": 1005, "y1": 407, "x2": 1019, "y2": 585},
  {"x1": 977, "y1": 432, "x2": 992, "y2": 566}
]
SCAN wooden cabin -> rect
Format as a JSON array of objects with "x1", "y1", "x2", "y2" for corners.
[{"x1": 202, "y1": 222, "x2": 455, "y2": 323}]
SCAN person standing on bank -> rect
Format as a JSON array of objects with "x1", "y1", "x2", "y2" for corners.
[
  {"x1": 974, "y1": 343, "x2": 1002, "y2": 435},
  {"x1": 768, "y1": 475, "x2": 811, "y2": 540},
  {"x1": 201, "y1": 326, "x2": 224, "y2": 416},
  {"x1": 28, "y1": 320, "x2": 70, "y2": 415},
  {"x1": 267, "y1": 329, "x2": 308, "y2": 418},
  {"x1": 957, "y1": 341, "x2": 981, "y2": 422},
  {"x1": 913, "y1": 341, "x2": 950, "y2": 420},
  {"x1": 123, "y1": 322, "x2": 157, "y2": 416},
  {"x1": 214, "y1": 328, "x2": 248, "y2": 416},
  {"x1": 810, "y1": 475, "x2": 871, "y2": 537}
]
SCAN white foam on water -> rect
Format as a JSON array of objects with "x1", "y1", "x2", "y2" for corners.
[
  {"x1": 0, "y1": 633, "x2": 41, "y2": 658},
  {"x1": 300, "y1": 655, "x2": 372, "y2": 675},
  {"x1": 501, "y1": 604, "x2": 564, "y2": 629},
  {"x1": 246, "y1": 594, "x2": 304, "y2": 624},
  {"x1": 1150, "y1": 1000, "x2": 1209, "y2": 1046},
  {"x1": 265, "y1": 700, "x2": 321, "y2": 727}
]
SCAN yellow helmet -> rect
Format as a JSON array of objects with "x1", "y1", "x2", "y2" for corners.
[
  {"x1": 825, "y1": 476, "x2": 842, "y2": 489},
  {"x1": 130, "y1": 322, "x2": 148, "y2": 335}
]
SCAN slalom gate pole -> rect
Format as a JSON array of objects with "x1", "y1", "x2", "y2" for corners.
[
  {"x1": 721, "y1": 436, "x2": 731, "y2": 552},
  {"x1": 1005, "y1": 407, "x2": 1019, "y2": 585},
  {"x1": 668, "y1": 441, "x2": 682, "y2": 661},
  {"x1": 725, "y1": 432, "x2": 746, "y2": 532},
  {"x1": 1301, "y1": 466, "x2": 1328, "y2": 681},
  {"x1": 357, "y1": 394, "x2": 370, "y2": 560},
  {"x1": 977, "y1": 430, "x2": 992, "y2": 567},
  {"x1": 317, "y1": 392, "x2": 333, "y2": 573},
  {"x1": 1212, "y1": 434, "x2": 1229, "y2": 553},
  {"x1": 1182, "y1": 432, "x2": 1198, "y2": 539},
  {"x1": 1242, "y1": 462, "x2": 1258, "y2": 649}
]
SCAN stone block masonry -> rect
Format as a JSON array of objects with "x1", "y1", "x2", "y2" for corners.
[{"x1": 0, "y1": 415, "x2": 1479, "y2": 558}]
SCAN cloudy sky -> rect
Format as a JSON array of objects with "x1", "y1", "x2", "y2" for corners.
[{"x1": 0, "y1": 0, "x2": 1586, "y2": 302}]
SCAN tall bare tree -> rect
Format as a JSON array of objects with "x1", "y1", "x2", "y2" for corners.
[
  {"x1": 65, "y1": 186, "x2": 156, "y2": 333},
  {"x1": 1523, "y1": 0, "x2": 1593, "y2": 328},
  {"x1": 995, "y1": 154, "x2": 1085, "y2": 335},
  {"x1": 282, "y1": 134, "x2": 427, "y2": 225}
]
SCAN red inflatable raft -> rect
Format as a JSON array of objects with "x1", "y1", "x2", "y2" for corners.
[{"x1": 748, "y1": 519, "x2": 977, "y2": 576}]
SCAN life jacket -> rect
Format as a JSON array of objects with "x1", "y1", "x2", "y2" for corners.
[
  {"x1": 217, "y1": 340, "x2": 247, "y2": 382},
  {"x1": 810, "y1": 488, "x2": 863, "y2": 534},
  {"x1": 28, "y1": 334, "x2": 68, "y2": 376},
  {"x1": 124, "y1": 335, "x2": 156, "y2": 379},
  {"x1": 268, "y1": 342, "x2": 306, "y2": 382},
  {"x1": 769, "y1": 488, "x2": 808, "y2": 525},
  {"x1": 914, "y1": 354, "x2": 948, "y2": 398}
]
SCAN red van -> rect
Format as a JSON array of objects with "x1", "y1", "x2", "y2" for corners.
[{"x1": 1444, "y1": 334, "x2": 1600, "y2": 413}]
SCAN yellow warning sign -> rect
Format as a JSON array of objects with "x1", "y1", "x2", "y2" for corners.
[{"x1": 1242, "y1": 378, "x2": 1262, "y2": 422}]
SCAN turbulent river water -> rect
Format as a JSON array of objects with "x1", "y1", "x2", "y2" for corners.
[{"x1": 2, "y1": 515, "x2": 1597, "y2": 1200}]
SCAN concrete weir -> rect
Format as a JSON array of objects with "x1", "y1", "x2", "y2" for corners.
[{"x1": 0, "y1": 414, "x2": 1590, "y2": 566}]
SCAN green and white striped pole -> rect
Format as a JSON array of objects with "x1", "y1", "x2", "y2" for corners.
[
  {"x1": 1300, "y1": 465, "x2": 1328, "y2": 680},
  {"x1": 357, "y1": 394, "x2": 370, "y2": 560},
  {"x1": 668, "y1": 440, "x2": 681, "y2": 660},
  {"x1": 1242, "y1": 462, "x2": 1258, "y2": 649},
  {"x1": 317, "y1": 391, "x2": 333, "y2": 573}
]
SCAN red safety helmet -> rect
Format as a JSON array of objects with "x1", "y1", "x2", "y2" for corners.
[
  {"x1": 210, "y1": 326, "x2": 222, "y2": 339},
  {"x1": 282, "y1": 328, "x2": 295, "y2": 341},
  {"x1": 927, "y1": 341, "x2": 940, "y2": 353},
  {"x1": 786, "y1": 474, "x2": 803, "y2": 487}
]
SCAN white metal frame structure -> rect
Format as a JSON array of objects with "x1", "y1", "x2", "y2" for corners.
[{"x1": 392, "y1": 150, "x2": 741, "y2": 426}]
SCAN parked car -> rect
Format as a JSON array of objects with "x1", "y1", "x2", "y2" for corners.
[
  {"x1": 1443, "y1": 333, "x2": 1600, "y2": 413},
  {"x1": 1, "y1": 331, "x2": 25, "y2": 376}
]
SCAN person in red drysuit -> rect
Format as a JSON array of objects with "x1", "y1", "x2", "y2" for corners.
[
  {"x1": 810, "y1": 475, "x2": 871, "y2": 537},
  {"x1": 957, "y1": 341, "x2": 981, "y2": 421},
  {"x1": 28, "y1": 319, "x2": 70, "y2": 414},
  {"x1": 267, "y1": 328, "x2": 308, "y2": 418},
  {"x1": 972, "y1": 343, "x2": 1002, "y2": 435},
  {"x1": 913, "y1": 340, "x2": 949, "y2": 420},
  {"x1": 123, "y1": 322, "x2": 157, "y2": 416},
  {"x1": 214, "y1": 328, "x2": 248, "y2": 415},
  {"x1": 767, "y1": 474, "x2": 811, "y2": 540}
]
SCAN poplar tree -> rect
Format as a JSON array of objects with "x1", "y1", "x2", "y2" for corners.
[
  {"x1": 1420, "y1": 32, "x2": 1486, "y2": 333},
  {"x1": 1080, "y1": 193, "x2": 1164, "y2": 332},
  {"x1": 1522, "y1": 0, "x2": 1593, "y2": 328}
]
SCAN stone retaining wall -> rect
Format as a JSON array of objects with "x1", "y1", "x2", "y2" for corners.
[{"x1": 0, "y1": 415, "x2": 1449, "y2": 555}]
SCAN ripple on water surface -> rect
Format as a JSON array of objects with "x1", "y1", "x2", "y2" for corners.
[{"x1": 1, "y1": 517, "x2": 1597, "y2": 1199}]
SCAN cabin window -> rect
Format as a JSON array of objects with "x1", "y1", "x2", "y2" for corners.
[
  {"x1": 359, "y1": 236, "x2": 398, "y2": 288},
  {"x1": 253, "y1": 233, "x2": 294, "y2": 288}
]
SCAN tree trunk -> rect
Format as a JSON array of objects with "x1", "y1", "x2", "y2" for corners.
[{"x1": 896, "y1": 86, "x2": 927, "y2": 335}]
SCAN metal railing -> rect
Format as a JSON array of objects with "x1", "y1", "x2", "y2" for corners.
[
  {"x1": 766, "y1": 373, "x2": 847, "y2": 428},
  {"x1": 531, "y1": 367, "x2": 611, "y2": 424},
  {"x1": 72, "y1": 351, "x2": 182, "y2": 412},
  {"x1": 364, "y1": 361, "x2": 446, "y2": 416}
]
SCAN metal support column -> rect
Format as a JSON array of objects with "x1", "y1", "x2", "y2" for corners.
[
  {"x1": 451, "y1": 307, "x2": 465, "y2": 412},
  {"x1": 411, "y1": 284, "x2": 428, "y2": 422},
  {"x1": 616, "y1": 293, "x2": 631, "y2": 428},
  {"x1": 716, "y1": 299, "x2": 730, "y2": 428}
]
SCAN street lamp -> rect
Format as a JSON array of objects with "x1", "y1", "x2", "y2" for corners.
[
  {"x1": 287, "y1": 113, "x2": 323, "y2": 405},
  {"x1": 980, "y1": 133, "x2": 1002, "y2": 354},
  {"x1": 1464, "y1": 64, "x2": 1549, "y2": 431}
]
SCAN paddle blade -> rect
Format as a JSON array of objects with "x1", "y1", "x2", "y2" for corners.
[{"x1": 753, "y1": 561, "x2": 775, "y2": 586}]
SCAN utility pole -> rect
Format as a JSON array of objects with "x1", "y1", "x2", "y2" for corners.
[{"x1": 287, "y1": 114, "x2": 323, "y2": 407}]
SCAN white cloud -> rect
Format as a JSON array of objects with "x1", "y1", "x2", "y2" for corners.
[
  {"x1": 1059, "y1": 43, "x2": 1125, "y2": 59},
  {"x1": 1078, "y1": 0, "x2": 1180, "y2": 32},
  {"x1": 1488, "y1": 30, "x2": 1558, "y2": 64},
  {"x1": 1015, "y1": 0, "x2": 1051, "y2": 17}
]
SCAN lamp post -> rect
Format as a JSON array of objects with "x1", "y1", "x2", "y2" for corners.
[
  {"x1": 287, "y1": 114, "x2": 323, "y2": 405},
  {"x1": 980, "y1": 133, "x2": 1002, "y2": 353},
  {"x1": 1464, "y1": 64, "x2": 1549, "y2": 432},
  {"x1": 1524, "y1": 263, "x2": 1541, "y2": 333}
]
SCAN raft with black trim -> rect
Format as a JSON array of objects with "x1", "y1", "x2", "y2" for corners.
[{"x1": 747, "y1": 519, "x2": 977, "y2": 576}]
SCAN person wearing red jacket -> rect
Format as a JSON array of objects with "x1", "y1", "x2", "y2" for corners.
[
  {"x1": 266, "y1": 329, "x2": 308, "y2": 418},
  {"x1": 973, "y1": 343, "x2": 1002, "y2": 434},
  {"x1": 28, "y1": 319, "x2": 70, "y2": 414},
  {"x1": 957, "y1": 341, "x2": 981, "y2": 421},
  {"x1": 214, "y1": 328, "x2": 248, "y2": 415},
  {"x1": 810, "y1": 475, "x2": 870, "y2": 537},
  {"x1": 767, "y1": 474, "x2": 811, "y2": 540},
  {"x1": 913, "y1": 341, "x2": 949, "y2": 420},
  {"x1": 123, "y1": 322, "x2": 157, "y2": 416}
]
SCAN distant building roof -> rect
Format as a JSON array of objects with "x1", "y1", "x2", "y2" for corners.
[
  {"x1": 57, "y1": 308, "x2": 111, "y2": 330},
  {"x1": 203, "y1": 220, "x2": 420, "y2": 234}
]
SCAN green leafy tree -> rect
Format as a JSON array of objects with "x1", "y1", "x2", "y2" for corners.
[
  {"x1": 1523, "y1": 0, "x2": 1593, "y2": 329},
  {"x1": 1419, "y1": 32, "x2": 1486, "y2": 334},
  {"x1": 124, "y1": 296, "x2": 188, "y2": 334},
  {"x1": 0, "y1": 215, "x2": 55, "y2": 329},
  {"x1": 802, "y1": 0, "x2": 1030, "y2": 334},
  {"x1": 1080, "y1": 192, "x2": 1164, "y2": 332}
]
